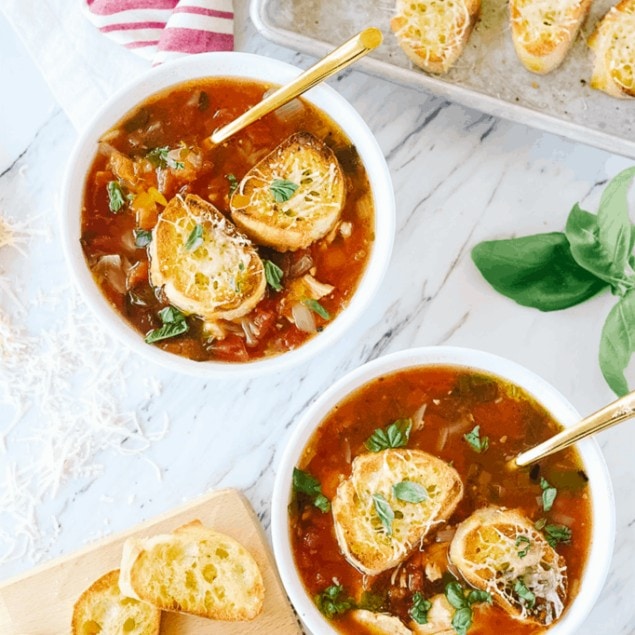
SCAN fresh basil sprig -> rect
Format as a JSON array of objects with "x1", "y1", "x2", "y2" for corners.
[
  {"x1": 292, "y1": 467, "x2": 330, "y2": 513},
  {"x1": 472, "y1": 167, "x2": 635, "y2": 396},
  {"x1": 364, "y1": 418, "x2": 412, "y2": 452},
  {"x1": 314, "y1": 584, "x2": 355, "y2": 619},
  {"x1": 444, "y1": 581, "x2": 492, "y2": 635},
  {"x1": 145, "y1": 306, "x2": 188, "y2": 344}
]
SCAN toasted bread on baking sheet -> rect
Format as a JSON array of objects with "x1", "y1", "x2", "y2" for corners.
[
  {"x1": 588, "y1": 0, "x2": 635, "y2": 97},
  {"x1": 331, "y1": 449, "x2": 463, "y2": 575},
  {"x1": 390, "y1": 0, "x2": 481, "y2": 74},
  {"x1": 449, "y1": 506, "x2": 568, "y2": 626},
  {"x1": 118, "y1": 520, "x2": 264, "y2": 621}
]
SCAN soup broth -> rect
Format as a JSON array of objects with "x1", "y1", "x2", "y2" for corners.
[
  {"x1": 80, "y1": 78, "x2": 374, "y2": 362},
  {"x1": 289, "y1": 366, "x2": 592, "y2": 634}
]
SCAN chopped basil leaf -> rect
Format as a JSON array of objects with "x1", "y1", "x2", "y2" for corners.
[
  {"x1": 146, "y1": 146, "x2": 170, "y2": 168},
  {"x1": 544, "y1": 523, "x2": 572, "y2": 548},
  {"x1": 410, "y1": 592, "x2": 432, "y2": 625},
  {"x1": 514, "y1": 579, "x2": 536, "y2": 609},
  {"x1": 451, "y1": 606, "x2": 473, "y2": 635},
  {"x1": 515, "y1": 535, "x2": 531, "y2": 558},
  {"x1": 174, "y1": 161, "x2": 185, "y2": 170},
  {"x1": 467, "y1": 589, "x2": 492, "y2": 605},
  {"x1": 133, "y1": 228, "x2": 152, "y2": 248},
  {"x1": 314, "y1": 584, "x2": 355, "y2": 619},
  {"x1": 445, "y1": 581, "x2": 468, "y2": 610},
  {"x1": 540, "y1": 477, "x2": 558, "y2": 512},
  {"x1": 107, "y1": 181, "x2": 125, "y2": 213},
  {"x1": 365, "y1": 418, "x2": 412, "y2": 452},
  {"x1": 393, "y1": 480, "x2": 428, "y2": 503},
  {"x1": 226, "y1": 173, "x2": 239, "y2": 195},
  {"x1": 264, "y1": 259, "x2": 284, "y2": 292},
  {"x1": 270, "y1": 178, "x2": 299, "y2": 202},
  {"x1": 463, "y1": 425, "x2": 489, "y2": 453},
  {"x1": 185, "y1": 224, "x2": 204, "y2": 251},
  {"x1": 372, "y1": 493, "x2": 394, "y2": 535},
  {"x1": 303, "y1": 298, "x2": 330, "y2": 320},
  {"x1": 534, "y1": 517, "x2": 547, "y2": 530},
  {"x1": 292, "y1": 467, "x2": 330, "y2": 513},
  {"x1": 144, "y1": 305, "x2": 188, "y2": 344}
]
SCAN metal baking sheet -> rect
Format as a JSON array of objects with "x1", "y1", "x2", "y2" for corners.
[{"x1": 250, "y1": 0, "x2": 635, "y2": 158}]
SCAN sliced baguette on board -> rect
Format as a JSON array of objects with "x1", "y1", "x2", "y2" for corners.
[
  {"x1": 390, "y1": 0, "x2": 481, "y2": 74},
  {"x1": 119, "y1": 520, "x2": 265, "y2": 621},
  {"x1": 588, "y1": 0, "x2": 635, "y2": 97},
  {"x1": 230, "y1": 132, "x2": 345, "y2": 252},
  {"x1": 449, "y1": 506, "x2": 568, "y2": 626},
  {"x1": 510, "y1": 0, "x2": 592, "y2": 73},
  {"x1": 71, "y1": 569, "x2": 161, "y2": 635},
  {"x1": 331, "y1": 448, "x2": 464, "y2": 575}
]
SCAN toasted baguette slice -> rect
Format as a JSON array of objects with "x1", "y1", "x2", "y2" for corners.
[
  {"x1": 230, "y1": 132, "x2": 345, "y2": 252},
  {"x1": 149, "y1": 194, "x2": 266, "y2": 321},
  {"x1": 510, "y1": 0, "x2": 592, "y2": 73},
  {"x1": 72, "y1": 569, "x2": 161, "y2": 635},
  {"x1": 119, "y1": 520, "x2": 264, "y2": 621},
  {"x1": 449, "y1": 507, "x2": 568, "y2": 626},
  {"x1": 390, "y1": 0, "x2": 480, "y2": 74},
  {"x1": 410, "y1": 594, "x2": 454, "y2": 634},
  {"x1": 588, "y1": 0, "x2": 635, "y2": 97},
  {"x1": 331, "y1": 449, "x2": 464, "y2": 575},
  {"x1": 350, "y1": 609, "x2": 412, "y2": 634}
]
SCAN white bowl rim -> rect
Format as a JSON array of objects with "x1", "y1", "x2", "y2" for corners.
[
  {"x1": 271, "y1": 345, "x2": 615, "y2": 635},
  {"x1": 60, "y1": 51, "x2": 395, "y2": 378}
]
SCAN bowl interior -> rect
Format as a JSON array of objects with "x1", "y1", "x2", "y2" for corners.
[
  {"x1": 61, "y1": 52, "x2": 394, "y2": 377},
  {"x1": 271, "y1": 345, "x2": 615, "y2": 635}
]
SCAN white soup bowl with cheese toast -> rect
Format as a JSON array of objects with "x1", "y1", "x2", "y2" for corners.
[
  {"x1": 272, "y1": 346, "x2": 614, "y2": 635},
  {"x1": 61, "y1": 52, "x2": 394, "y2": 377}
]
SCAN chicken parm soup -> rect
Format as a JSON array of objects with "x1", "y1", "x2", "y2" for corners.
[
  {"x1": 80, "y1": 78, "x2": 374, "y2": 362},
  {"x1": 289, "y1": 366, "x2": 592, "y2": 635}
]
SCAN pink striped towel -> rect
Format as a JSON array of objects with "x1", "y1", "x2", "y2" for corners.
[{"x1": 82, "y1": 0, "x2": 234, "y2": 65}]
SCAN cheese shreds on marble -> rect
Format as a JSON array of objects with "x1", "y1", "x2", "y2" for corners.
[{"x1": 0, "y1": 212, "x2": 168, "y2": 567}]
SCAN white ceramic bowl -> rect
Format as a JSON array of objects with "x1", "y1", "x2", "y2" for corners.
[
  {"x1": 61, "y1": 52, "x2": 394, "y2": 377},
  {"x1": 272, "y1": 346, "x2": 615, "y2": 635}
]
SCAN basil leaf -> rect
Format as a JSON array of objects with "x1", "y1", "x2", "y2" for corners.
[
  {"x1": 543, "y1": 523, "x2": 572, "y2": 547},
  {"x1": 314, "y1": 584, "x2": 355, "y2": 619},
  {"x1": 451, "y1": 606, "x2": 473, "y2": 635},
  {"x1": 364, "y1": 419, "x2": 412, "y2": 452},
  {"x1": 393, "y1": 480, "x2": 428, "y2": 503},
  {"x1": 270, "y1": 178, "x2": 299, "y2": 202},
  {"x1": 185, "y1": 224, "x2": 204, "y2": 251},
  {"x1": 565, "y1": 202, "x2": 635, "y2": 294},
  {"x1": 107, "y1": 181, "x2": 125, "y2": 213},
  {"x1": 372, "y1": 493, "x2": 394, "y2": 535},
  {"x1": 515, "y1": 535, "x2": 531, "y2": 558},
  {"x1": 144, "y1": 305, "x2": 188, "y2": 344},
  {"x1": 445, "y1": 581, "x2": 467, "y2": 610},
  {"x1": 313, "y1": 493, "x2": 330, "y2": 513},
  {"x1": 514, "y1": 579, "x2": 536, "y2": 608},
  {"x1": 292, "y1": 468, "x2": 330, "y2": 513},
  {"x1": 540, "y1": 477, "x2": 558, "y2": 512},
  {"x1": 410, "y1": 592, "x2": 432, "y2": 625},
  {"x1": 464, "y1": 425, "x2": 489, "y2": 453},
  {"x1": 472, "y1": 232, "x2": 607, "y2": 311},
  {"x1": 146, "y1": 146, "x2": 170, "y2": 168},
  {"x1": 467, "y1": 589, "x2": 492, "y2": 605},
  {"x1": 303, "y1": 298, "x2": 330, "y2": 320},
  {"x1": 226, "y1": 173, "x2": 239, "y2": 195},
  {"x1": 134, "y1": 228, "x2": 152, "y2": 248},
  {"x1": 264, "y1": 259, "x2": 284, "y2": 292},
  {"x1": 599, "y1": 289, "x2": 635, "y2": 396}
]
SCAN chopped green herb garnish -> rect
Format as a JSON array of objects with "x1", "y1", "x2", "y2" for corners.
[
  {"x1": 107, "y1": 181, "x2": 125, "y2": 213},
  {"x1": 185, "y1": 224, "x2": 204, "y2": 251},
  {"x1": 314, "y1": 584, "x2": 355, "y2": 619},
  {"x1": 466, "y1": 589, "x2": 492, "y2": 605},
  {"x1": 537, "y1": 521, "x2": 573, "y2": 548},
  {"x1": 410, "y1": 592, "x2": 432, "y2": 625},
  {"x1": 515, "y1": 535, "x2": 531, "y2": 558},
  {"x1": 364, "y1": 418, "x2": 412, "y2": 452},
  {"x1": 144, "y1": 306, "x2": 188, "y2": 344},
  {"x1": 464, "y1": 425, "x2": 489, "y2": 453},
  {"x1": 445, "y1": 581, "x2": 468, "y2": 610},
  {"x1": 514, "y1": 579, "x2": 536, "y2": 609},
  {"x1": 444, "y1": 580, "x2": 491, "y2": 634},
  {"x1": 226, "y1": 173, "x2": 239, "y2": 195},
  {"x1": 540, "y1": 477, "x2": 558, "y2": 512},
  {"x1": 393, "y1": 480, "x2": 428, "y2": 503},
  {"x1": 372, "y1": 493, "x2": 394, "y2": 535},
  {"x1": 146, "y1": 146, "x2": 184, "y2": 170},
  {"x1": 452, "y1": 606, "x2": 473, "y2": 635},
  {"x1": 292, "y1": 467, "x2": 330, "y2": 513},
  {"x1": 303, "y1": 298, "x2": 330, "y2": 320},
  {"x1": 133, "y1": 228, "x2": 152, "y2": 248},
  {"x1": 264, "y1": 259, "x2": 283, "y2": 292},
  {"x1": 270, "y1": 178, "x2": 299, "y2": 202}
]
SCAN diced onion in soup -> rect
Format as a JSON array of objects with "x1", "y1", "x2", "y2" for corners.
[
  {"x1": 292, "y1": 303, "x2": 316, "y2": 333},
  {"x1": 303, "y1": 274, "x2": 334, "y2": 299}
]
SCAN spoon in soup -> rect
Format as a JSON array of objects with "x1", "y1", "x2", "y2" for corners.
[
  {"x1": 210, "y1": 27, "x2": 383, "y2": 145},
  {"x1": 510, "y1": 388, "x2": 635, "y2": 468}
]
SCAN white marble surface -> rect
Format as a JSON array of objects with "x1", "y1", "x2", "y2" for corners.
[{"x1": 1, "y1": 3, "x2": 634, "y2": 634}]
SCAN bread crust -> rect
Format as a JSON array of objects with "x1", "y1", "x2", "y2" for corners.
[
  {"x1": 390, "y1": 0, "x2": 481, "y2": 74},
  {"x1": 331, "y1": 449, "x2": 463, "y2": 575},
  {"x1": 230, "y1": 132, "x2": 345, "y2": 252},
  {"x1": 588, "y1": 0, "x2": 635, "y2": 97}
]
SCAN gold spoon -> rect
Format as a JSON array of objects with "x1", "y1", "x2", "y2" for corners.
[
  {"x1": 511, "y1": 388, "x2": 635, "y2": 468},
  {"x1": 210, "y1": 27, "x2": 383, "y2": 145}
]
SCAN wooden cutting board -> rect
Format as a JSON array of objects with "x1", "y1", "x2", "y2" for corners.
[{"x1": 0, "y1": 488, "x2": 301, "y2": 634}]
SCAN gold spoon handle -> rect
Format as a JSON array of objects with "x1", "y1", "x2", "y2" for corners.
[
  {"x1": 514, "y1": 389, "x2": 635, "y2": 467},
  {"x1": 210, "y1": 27, "x2": 383, "y2": 145}
]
